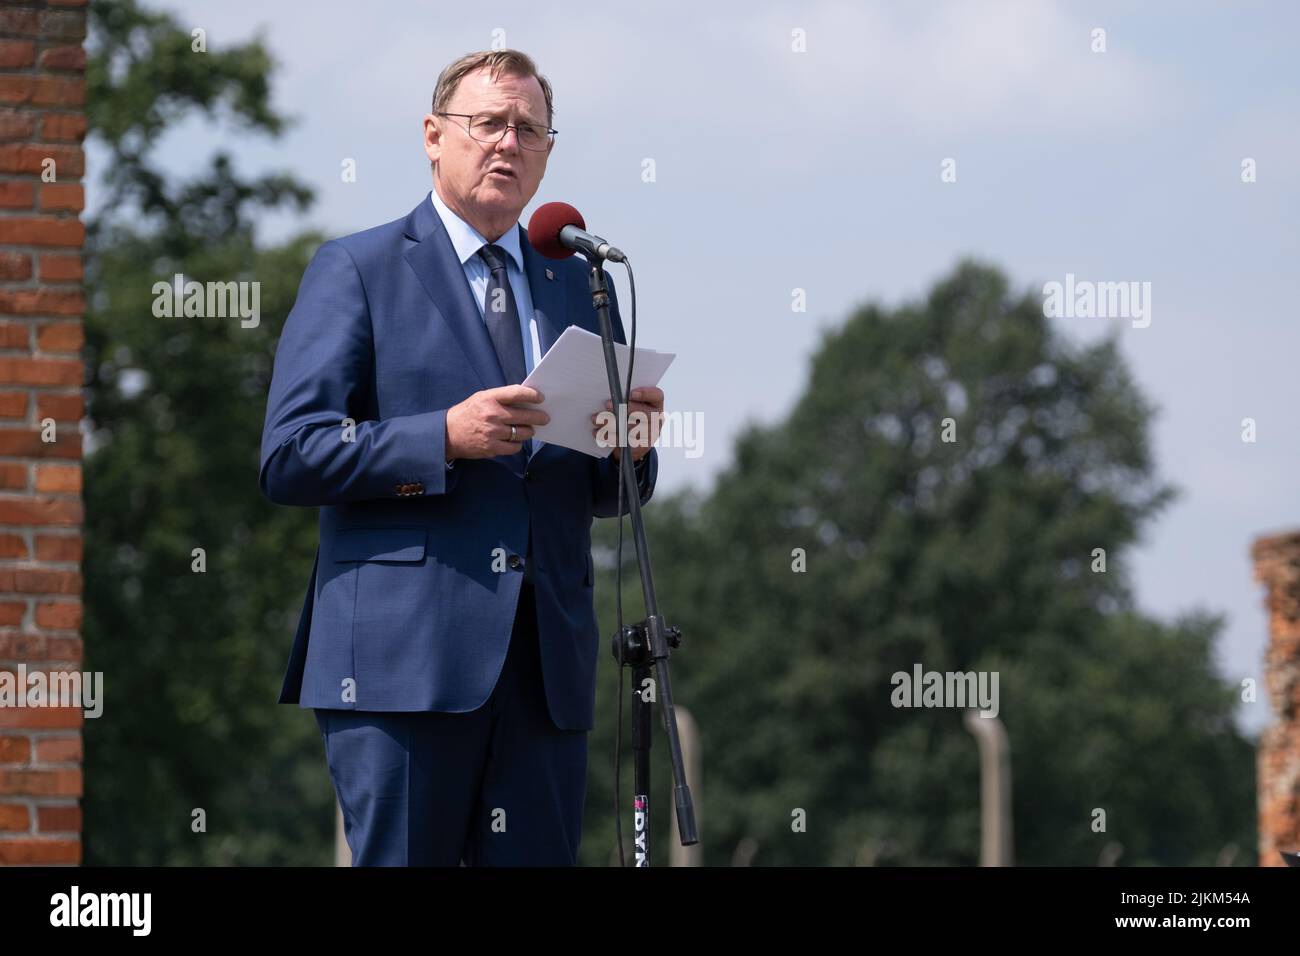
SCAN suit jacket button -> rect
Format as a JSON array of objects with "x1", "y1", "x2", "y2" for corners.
[{"x1": 508, "y1": 554, "x2": 522, "y2": 570}]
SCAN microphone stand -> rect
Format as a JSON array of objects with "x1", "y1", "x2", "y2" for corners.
[{"x1": 584, "y1": 258, "x2": 698, "y2": 865}]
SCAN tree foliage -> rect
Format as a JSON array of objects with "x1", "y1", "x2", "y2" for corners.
[{"x1": 587, "y1": 262, "x2": 1254, "y2": 866}]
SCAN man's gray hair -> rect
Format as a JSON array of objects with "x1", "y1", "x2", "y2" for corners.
[{"x1": 432, "y1": 49, "x2": 554, "y2": 125}]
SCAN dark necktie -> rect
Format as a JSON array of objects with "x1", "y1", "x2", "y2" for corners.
[{"x1": 477, "y1": 243, "x2": 531, "y2": 455}]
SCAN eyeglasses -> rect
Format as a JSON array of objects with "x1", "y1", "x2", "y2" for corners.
[{"x1": 435, "y1": 112, "x2": 557, "y2": 151}]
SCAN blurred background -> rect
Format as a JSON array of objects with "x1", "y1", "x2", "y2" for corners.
[{"x1": 77, "y1": 0, "x2": 1299, "y2": 864}]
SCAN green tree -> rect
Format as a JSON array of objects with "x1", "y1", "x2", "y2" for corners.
[
  {"x1": 586, "y1": 261, "x2": 1254, "y2": 866},
  {"x1": 83, "y1": 0, "x2": 326, "y2": 864}
]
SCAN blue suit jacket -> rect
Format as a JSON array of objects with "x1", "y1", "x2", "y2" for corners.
[{"x1": 259, "y1": 192, "x2": 657, "y2": 731}]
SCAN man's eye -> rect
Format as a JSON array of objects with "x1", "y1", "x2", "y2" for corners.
[
  {"x1": 518, "y1": 125, "x2": 544, "y2": 140},
  {"x1": 473, "y1": 117, "x2": 505, "y2": 131}
]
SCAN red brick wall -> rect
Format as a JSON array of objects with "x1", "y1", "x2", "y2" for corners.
[
  {"x1": 1253, "y1": 529, "x2": 1300, "y2": 867},
  {"x1": 0, "y1": 0, "x2": 86, "y2": 866}
]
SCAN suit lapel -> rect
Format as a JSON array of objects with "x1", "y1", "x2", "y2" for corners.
[
  {"x1": 519, "y1": 222, "x2": 567, "y2": 360},
  {"x1": 402, "y1": 194, "x2": 506, "y2": 392}
]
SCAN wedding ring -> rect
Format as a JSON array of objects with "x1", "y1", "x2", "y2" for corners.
[{"x1": 509, "y1": 424, "x2": 517, "y2": 442}]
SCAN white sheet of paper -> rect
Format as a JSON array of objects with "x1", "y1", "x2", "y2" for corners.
[{"x1": 522, "y1": 326, "x2": 675, "y2": 458}]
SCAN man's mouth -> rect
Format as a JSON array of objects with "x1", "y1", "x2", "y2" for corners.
[{"x1": 487, "y1": 167, "x2": 516, "y2": 179}]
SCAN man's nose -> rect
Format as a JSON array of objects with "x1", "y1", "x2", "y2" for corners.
[{"x1": 496, "y1": 127, "x2": 521, "y2": 153}]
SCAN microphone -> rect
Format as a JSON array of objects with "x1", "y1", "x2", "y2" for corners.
[{"x1": 527, "y1": 201, "x2": 625, "y2": 262}]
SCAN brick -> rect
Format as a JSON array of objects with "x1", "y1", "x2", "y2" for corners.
[
  {"x1": 34, "y1": 464, "x2": 77, "y2": 493},
  {"x1": 0, "y1": 769, "x2": 80, "y2": 797},
  {"x1": 0, "y1": 429, "x2": 79, "y2": 459},
  {"x1": 36, "y1": 321, "x2": 81, "y2": 351},
  {"x1": 37, "y1": 255, "x2": 79, "y2": 282},
  {"x1": 0, "y1": 705, "x2": 80, "y2": 729},
  {"x1": 0, "y1": 802, "x2": 28, "y2": 831},
  {"x1": 38, "y1": 113, "x2": 85, "y2": 142},
  {"x1": 0, "y1": 356, "x2": 82, "y2": 386},
  {"x1": 0, "y1": 181, "x2": 34, "y2": 208},
  {"x1": 34, "y1": 601, "x2": 78, "y2": 629},
  {"x1": 8, "y1": 142, "x2": 77, "y2": 173},
  {"x1": 34, "y1": 737, "x2": 79, "y2": 764},
  {"x1": 0, "y1": 218, "x2": 83, "y2": 247},
  {"x1": 0, "y1": 108, "x2": 37, "y2": 142},
  {"x1": 0, "y1": 498, "x2": 81, "y2": 525},
  {"x1": 0, "y1": 144, "x2": 84, "y2": 177},
  {"x1": 1252, "y1": 531, "x2": 1300, "y2": 865},
  {"x1": 44, "y1": 636, "x2": 80, "y2": 661},
  {"x1": 0, "y1": 534, "x2": 28, "y2": 559},
  {"x1": 39, "y1": 11, "x2": 87, "y2": 43},
  {"x1": 0, "y1": 76, "x2": 85, "y2": 109},
  {"x1": 37, "y1": 46, "x2": 84, "y2": 73},
  {"x1": 34, "y1": 393, "x2": 81, "y2": 420},
  {"x1": 0, "y1": 602, "x2": 24, "y2": 626},
  {"x1": 0, "y1": 463, "x2": 27, "y2": 490},
  {"x1": 36, "y1": 804, "x2": 80, "y2": 831},
  {"x1": 0, "y1": 253, "x2": 31, "y2": 282},
  {"x1": 0, "y1": 431, "x2": 81, "y2": 460},
  {"x1": 34, "y1": 534, "x2": 77, "y2": 562},
  {"x1": 0, "y1": 40, "x2": 36, "y2": 70},
  {"x1": 0, "y1": 737, "x2": 29, "y2": 764},
  {"x1": 0, "y1": 839, "x2": 80, "y2": 864},
  {"x1": 0, "y1": 11, "x2": 40, "y2": 39},
  {"x1": 0, "y1": 496, "x2": 81, "y2": 528},
  {"x1": 0, "y1": 632, "x2": 42, "y2": 658},
  {"x1": 0, "y1": 322, "x2": 29, "y2": 349},
  {"x1": 0, "y1": 392, "x2": 26, "y2": 418},
  {"x1": 38, "y1": 183, "x2": 81, "y2": 213},
  {"x1": 1, "y1": 566, "x2": 83, "y2": 591}
]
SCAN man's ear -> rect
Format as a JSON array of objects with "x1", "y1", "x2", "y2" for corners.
[{"x1": 424, "y1": 114, "x2": 443, "y2": 166}]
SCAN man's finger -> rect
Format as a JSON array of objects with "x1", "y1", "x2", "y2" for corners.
[
  {"x1": 629, "y1": 387, "x2": 663, "y2": 404},
  {"x1": 603, "y1": 395, "x2": 662, "y2": 409},
  {"x1": 494, "y1": 385, "x2": 544, "y2": 405},
  {"x1": 506, "y1": 407, "x2": 550, "y2": 427},
  {"x1": 599, "y1": 401, "x2": 660, "y2": 417}
]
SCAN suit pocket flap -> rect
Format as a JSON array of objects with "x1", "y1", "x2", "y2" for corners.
[{"x1": 334, "y1": 527, "x2": 426, "y2": 563}]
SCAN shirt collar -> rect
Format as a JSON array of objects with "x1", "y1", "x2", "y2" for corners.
[{"x1": 429, "y1": 186, "x2": 523, "y2": 272}]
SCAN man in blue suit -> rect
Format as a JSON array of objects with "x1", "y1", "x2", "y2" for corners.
[{"x1": 258, "y1": 49, "x2": 663, "y2": 866}]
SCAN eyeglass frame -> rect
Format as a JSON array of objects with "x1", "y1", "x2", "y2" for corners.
[{"x1": 434, "y1": 111, "x2": 558, "y2": 151}]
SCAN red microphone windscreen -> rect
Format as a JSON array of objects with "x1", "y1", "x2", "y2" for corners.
[{"x1": 527, "y1": 202, "x2": 586, "y2": 260}]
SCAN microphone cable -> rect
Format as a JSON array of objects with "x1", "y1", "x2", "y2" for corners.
[{"x1": 611, "y1": 256, "x2": 637, "y2": 867}]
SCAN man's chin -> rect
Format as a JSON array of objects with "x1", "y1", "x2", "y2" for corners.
[{"x1": 473, "y1": 189, "x2": 529, "y2": 220}]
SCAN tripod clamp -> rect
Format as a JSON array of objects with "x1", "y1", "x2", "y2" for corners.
[{"x1": 611, "y1": 616, "x2": 683, "y2": 667}]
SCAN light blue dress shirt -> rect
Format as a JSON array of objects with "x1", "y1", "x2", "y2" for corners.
[{"x1": 430, "y1": 187, "x2": 543, "y2": 460}]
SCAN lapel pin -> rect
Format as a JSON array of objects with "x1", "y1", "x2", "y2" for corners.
[{"x1": 545, "y1": 269, "x2": 554, "y2": 280}]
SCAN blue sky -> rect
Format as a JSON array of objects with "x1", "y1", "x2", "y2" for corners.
[{"x1": 92, "y1": 0, "x2": 1300, "y2": 734}]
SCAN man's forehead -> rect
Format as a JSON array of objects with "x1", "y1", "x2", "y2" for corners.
[{"x1": 452, "y1": 69, "x2": 546, "y2": 113}]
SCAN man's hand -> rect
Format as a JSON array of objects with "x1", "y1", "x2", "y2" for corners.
[
  {"x1": 591, "y1": 386, "x2": 664, "y2": 463},
  {"x1": 446, "y1": 385, "x2": 548, "y2": 460}
]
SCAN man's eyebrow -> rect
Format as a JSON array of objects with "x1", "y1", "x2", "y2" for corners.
[{"x1": 474, "y1": 108, "x2": 547, "y2": 126}]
